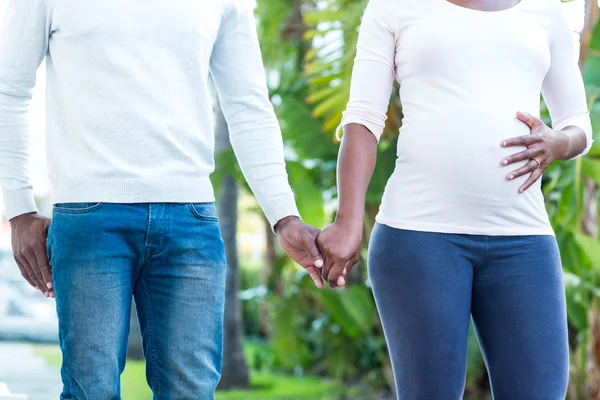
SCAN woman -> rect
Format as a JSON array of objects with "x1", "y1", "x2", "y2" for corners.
[{"x1": 316, "y1": 0, "x2": 593, "y2": 398}]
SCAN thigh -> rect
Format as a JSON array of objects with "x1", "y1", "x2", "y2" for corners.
[
  {"x1": 49, "y1": 203, "x2": 145, "y2": 399},
  {"x1": 472, "y1": 235, "x2": 568, "y2": 400},
  {"x1": 135, "y1": 203, "x2": 227, "y2": 400},
  {"x1": 368, "y1": 224, "x2": 476, "y2": 400}
]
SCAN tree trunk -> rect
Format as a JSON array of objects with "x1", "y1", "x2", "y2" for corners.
[
  {"x1": 581, "y1": 0, "x2": 599, "y2": 239},
  {"x1": 214, "y1": 97, "x2": 250, "y2": 390},
  {"x1": 127, "y1": 301, "x2": 145, "y2": 360},
  {"x1": 259, "y1": 217, "x2": 277, "y2": 338},
  {"x1": 580, "y1": 0, "x2": 599, "y2": 65}
]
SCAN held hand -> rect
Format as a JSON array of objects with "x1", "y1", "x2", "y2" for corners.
[
  {"x1": 316, "y1": 218, "x2": 363, "y2": 288},
  {"x1": 10, "y1": 213, "x2": 53, "y2": 298},
  {"x1": 500, "y1": 111, "x2": 569, "y2": 193},
  {"x1": 275, "y1": 216, "x2": 325, "y2": 289}
]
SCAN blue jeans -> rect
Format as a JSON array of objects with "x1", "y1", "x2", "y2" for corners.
[
  {"x1": 47, "y1": 202, "x2": 227, "y2": 400},
  {"x1": 368, "y1": 223, "x2": 569, "y2": 400}
]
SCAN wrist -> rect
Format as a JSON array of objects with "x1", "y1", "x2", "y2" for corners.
[
  {"x1": 552, "y1": 130, "x2": 571, "y2": 160},
  {"x1": 274, "y1": 215, "x2": 301, "y2": 234},
  {"x1": 334, "y1": 213, "x2": 364, "y2": 229},
  {"x1": 9, "y1": 211, "x2": 38, "y2": 225}
]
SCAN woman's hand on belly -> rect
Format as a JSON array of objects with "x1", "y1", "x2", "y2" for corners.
[{"x1": 500, "y1": 111, "x2": 570, "y2": 193}]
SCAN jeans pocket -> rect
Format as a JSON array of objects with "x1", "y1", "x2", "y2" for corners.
[
  {"x1": 53, "y1": 202, "x2": 104, "y2": 215},
  {"x1": 188, "y1": 202, "x2": 219, "y2": 222}
]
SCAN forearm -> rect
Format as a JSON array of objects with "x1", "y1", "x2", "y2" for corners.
[{"x1": 335, "y1": 124, "x2": 378, "y2": 223}]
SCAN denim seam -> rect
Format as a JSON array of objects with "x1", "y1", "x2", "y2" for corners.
[
  {"x1": 157, "y1": 206, "x2": 165, "y2": 256},
  {"x1": 483, "y1": 235, "x2": 489, "y2": 263},
  {"x1": 61, "y1": 365, "x2": 89, "y2": 400},
  {"x1": 143, "y1": 204, "x2": 153, "y2": 262},
  {"x1": 141, "y1": 279, "x2": 160, "y2": 398},
  {"x1": 53, "y1": 203, "x2": 104, "y2": 214},
  {"x1": 188, "y1": 203, "x2": 219, "y2": 222}
]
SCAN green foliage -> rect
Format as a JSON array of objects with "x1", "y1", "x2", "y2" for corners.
[
  {"x1": 320, "y1": 286, "x2": 376, "y2": 338},
  {"x1": 217, "y1": 372, "x2": 356, "y2": 400}
]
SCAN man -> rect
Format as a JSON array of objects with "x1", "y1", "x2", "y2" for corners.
[{"x1": 0, "y1": 0, "x2": 325, "y2": 398}]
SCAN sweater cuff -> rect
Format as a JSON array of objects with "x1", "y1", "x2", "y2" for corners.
[
  {"x1": 554, "y1": 115, "x2": 594, "y2": 160},
  {"x1": 3, "y1": 188, "x2": 38, "y2": 221},
  {"x1": 261, "y1": 192, "x2": 301, "y2": 231}
]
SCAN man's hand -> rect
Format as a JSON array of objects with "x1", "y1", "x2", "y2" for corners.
[
  {"x1": 316, "y1": 218, "x2": 363, "y2": 288},
  {"x1": 10, "y1": 212, "x2": 53, "y2": 298},
  {"x1": 275, "y1": 216, "x2": 325, "y2": 289}
]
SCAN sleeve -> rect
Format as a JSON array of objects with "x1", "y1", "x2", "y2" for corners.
[
  {"x1": 209, "y1": 0, "x2": 300, "y2": 228},
  {"x1": 338, "y1": 0, "x2": 397, "y2": 142},
  {"x1": 0, "y1": 0, "x2": 51, "y2": 220},
  {"x1": 541, "y1": 1, "x2": 593, "y2": 158}
]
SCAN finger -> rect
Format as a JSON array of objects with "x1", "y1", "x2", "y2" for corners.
[
  {"x1": 501, "y1": 133, "x2": 543, "y2": 149},
  {"x1": 33, "y1": 247, "x2": 53, "y2": 290},
  {"x1": 24, "y1": 251, "x2": 49, "y2": 296},
  {"x1": 16, "y1": 260, "x2": 37, "y2": 288},
  {"x1": 519, "y1": 168, "x2": 544, "y2": 193},
  {"x1": 305, "y1": 265, "x2": 324, "y2": 289},
  {"x1": 20, "y1": 252, "x2": 48, "y2": 295},
  {"x1": 317, "y1": 237, "x2": 333, "y2": 280},
  {"x1": 328, "y1": 263, "x2": 345, "y2": 288},
  {"x1": 336, "y1": 265, "x2": 350, "y2": 287},
  {"x1": 516, "y1": 111, "x2": 543, "y2": 133},
  {"x1": 501, "y1": 146, "x2": 543, "y2": 166},
  {"x1": 300, "y1": 233, "x2": 324, "y2": 270},
  {"x1": 506, "y1": 159, "x2": 542, "y2": 181}
]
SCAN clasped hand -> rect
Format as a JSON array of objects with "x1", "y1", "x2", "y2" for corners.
[{"x1": 276, "y1": 215, "x2": 362, "y2": 289}]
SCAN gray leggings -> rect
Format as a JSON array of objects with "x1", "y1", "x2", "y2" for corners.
[{"x1": 368, "y1": 223, "x2": 569, "y2": 400}]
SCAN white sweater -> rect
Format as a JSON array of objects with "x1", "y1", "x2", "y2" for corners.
[
  {"x1": 0, "y1": 0, "x2": 300, "y2": 226},
  {"x1": 341, "y1": 0, "x2": 593, "y2": 235}
]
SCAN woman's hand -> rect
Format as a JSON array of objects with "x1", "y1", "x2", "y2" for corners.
[
  {"x1": 316, "y1": 218, "x2": 363, "y2": 288},
  {"x1": 500, "y1": 112, "x2": 570, "y2": 193}
]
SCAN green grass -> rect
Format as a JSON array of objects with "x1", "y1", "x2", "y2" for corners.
[
  {"x1": 35, "y1": 344, "x2": 354, "y2": 400},
  {"x1": 217, "y1": 372, "x2": 348, "y2": 400},
  {"x1": 36, "y1": 345, "x2": 152, "y2": 400}
]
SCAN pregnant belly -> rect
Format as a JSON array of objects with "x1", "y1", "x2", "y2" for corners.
[
  {"x1": 384, "y1": 113, "x2": 547, "y2": 227},
  {"x1": 396, "y1": 113, "x2": 533, "y2": 193}
]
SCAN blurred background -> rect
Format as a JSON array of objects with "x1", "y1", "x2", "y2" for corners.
[{"x1": 1, "y1": 0, "x2": 600, "y2": 399}]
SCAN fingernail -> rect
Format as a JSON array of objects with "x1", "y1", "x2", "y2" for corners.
[
  {"x1": 46, "y1": 282, "x2": 52, "y2": 289},
  {"x1": 338, "y1": 277, "x2": 346, "y2": 286},
  {"x1": 508, "y1": 175, "x2": 514, "y2": 180},
  {"x1": 502, "y1": 160, "x2": 508, "y2": 165},
  {"x1": 342, "y1": 268, "x2": 347, "y2": 275},
  {"x1": 315, "y1": 259, "x2": 324, "y2": 268},
  {"x1": 502, "y1": 141, "x2": 507, "y2": 147}
]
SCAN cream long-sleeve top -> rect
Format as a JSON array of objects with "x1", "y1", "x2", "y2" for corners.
[
  {"x1": 0, "y1": 0, "x2": 300, "y2": 226},
  {"x1": 341, "y1": 0, "x2": 593, "y2": 236}
]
